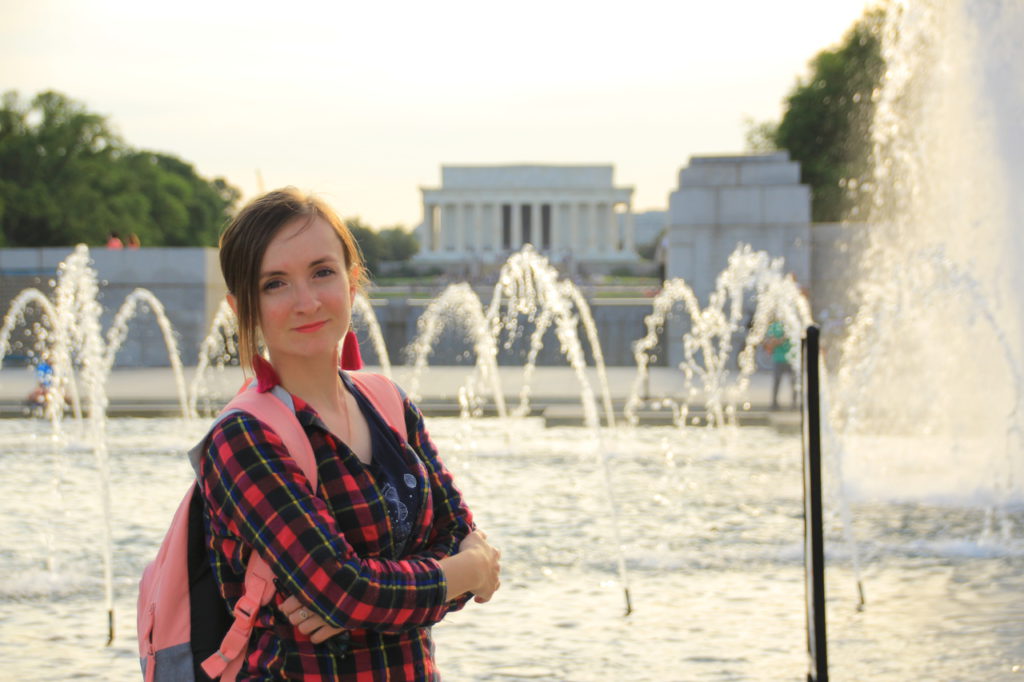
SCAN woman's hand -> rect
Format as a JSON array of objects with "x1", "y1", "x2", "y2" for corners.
[
  {"x1": 458, "y1": 529, "x2": 501, "y2": 603},
  {"x1": 458, "y1": 528, "x2": 492, "y2": 553},
  {"x1": 280, "y1": 595, "x2": 346, "y2": 644},
  {"x1": 438, "y1": 529, "x2": 501, "y2": 603}
]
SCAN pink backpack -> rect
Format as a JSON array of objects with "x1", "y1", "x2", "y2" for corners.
[{"x1": 137, "y1": 373, "x2": 406, "y2": 681}]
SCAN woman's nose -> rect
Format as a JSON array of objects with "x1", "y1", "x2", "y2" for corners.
[{"x1": 293, "y1": 282, "x2": 320, "y2": 312}]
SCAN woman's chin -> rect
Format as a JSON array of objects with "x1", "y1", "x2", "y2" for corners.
[{"x1": 273, "y1": 343, "x2": 340, "y2": 364}]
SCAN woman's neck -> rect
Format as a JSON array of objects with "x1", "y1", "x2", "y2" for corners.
[{"x1": 268, "y1": 350, "x2": 345, "y2": 410}]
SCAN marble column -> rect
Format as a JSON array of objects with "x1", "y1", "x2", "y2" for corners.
[
  {"x1": 623, "y1": 203, "x2": 635, "y2": 253},
  {"x1": 552, "y1": 203, "x2": 564, "y2": 250},
  {"x1": 511, "y1": 200, "x2": 522, "y2": 249},
  {"x1": 450, "y1": 204, "x2": 462, "y2": 253},
  {"x1": 473, "y1": 202, "x2": 483, "y2": 253},
  {"x1": 442, "y1": 202, "x2": 454, "y2": 253},
  {"x1": 582, "y1": 203, "x2": 595, "y2": 254},
  {"x1": 491, "y1": 203, "x2": 501, "y2": 252},
  {"x1": 443, "y1": 204, "x2": 452, "y2": 251},
  {"x1": 606, "y1": 202, "x2": 618, "y2": 254},
  {"x1": 458, "y1": 202, "x2": 469, "y2": 254},
  {"x1": 423, "y1": 202, "x2": 436, "y2": 252},
  {"x1": 530, "y1": 203, "x2": 540, "y2": 248},
  {"x1": 569, "y1": 202, "x2": 580, "y2": 252},
  {"x1": 438, "y1": 204, "x2": 447, "y2": 251}
]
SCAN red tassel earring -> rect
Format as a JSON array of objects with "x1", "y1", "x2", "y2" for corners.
[
  {"x1": 252, "y1": 354, "x2": 280, "y2": 392},
  {"x1": 340, "y1": 330, "x2": 363, "y2": 370}
]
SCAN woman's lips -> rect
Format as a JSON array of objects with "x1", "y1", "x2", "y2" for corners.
[{"x1": 293, "y1": 320, "x2": 327, "y2": 333}]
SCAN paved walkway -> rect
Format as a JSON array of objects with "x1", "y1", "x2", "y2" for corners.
[{"x1": 0, "y1": 364, "x2": 802, "y2": 426}]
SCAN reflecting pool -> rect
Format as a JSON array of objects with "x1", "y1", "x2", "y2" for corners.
[{"x1": 1, "y1": 416, "x2": 1020, "y2": 681}]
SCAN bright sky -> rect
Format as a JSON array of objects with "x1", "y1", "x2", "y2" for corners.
[{"x1": 2, "y1": 0, "x2": 869, "y2": 229}]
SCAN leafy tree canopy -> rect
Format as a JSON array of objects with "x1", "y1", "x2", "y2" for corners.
[
  {"x1": 0, "y1": 90, "x2": 241, "y2": 247},
  {"x1": 345, "y1": 218, "x2": 419, "y2": 277},
  {"x1": 346, "y1": 217, "x2": 381, "y2": 276},
  {"x1": 748, "y1": 6, "x2": 886, "y2": 222},
  {"x1": 377, "y1": 226, "x2": 419, "y2": 262}
]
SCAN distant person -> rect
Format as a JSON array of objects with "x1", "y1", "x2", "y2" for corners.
[
  {"x1": 106, "y1": 232, "x2": 124, "y2": 249},
  {"x1": 25, "y1": 361, "x2": 53, "y2": 407},
  {"x1": 24, "y1": 360, "x2": 67, "y2": 411},
  {"x1": 765, "y1": 320, "x2": 796, "y2": 410},
  {"x1": 127, "y1": 232, "x2": 141, "y2": 249}
]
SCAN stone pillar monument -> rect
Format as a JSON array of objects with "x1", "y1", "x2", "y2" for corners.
[{"x1": 665, "y1": 152, "x2": 811, "y2": 366}]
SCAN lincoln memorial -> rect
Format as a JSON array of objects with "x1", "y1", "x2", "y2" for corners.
[{"x1": 414, "y1": 165, "x2": 637, "y2": 270}]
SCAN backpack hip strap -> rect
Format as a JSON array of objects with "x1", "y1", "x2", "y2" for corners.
[{"x1": 200, "y1": 556, "x2": 276, "y2": 680}]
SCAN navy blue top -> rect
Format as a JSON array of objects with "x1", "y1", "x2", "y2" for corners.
[{"x1": 341, "y1": 372, "x2": 423, "y2": 557}]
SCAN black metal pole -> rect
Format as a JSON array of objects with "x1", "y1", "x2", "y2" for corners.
[{"x1": 802, "y1": 325, "x2": 828, "y2": 682}]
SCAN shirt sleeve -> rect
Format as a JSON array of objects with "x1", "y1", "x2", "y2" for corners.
[
  {"x1": 200, "y1": 412, "x2": 451, "y2": 634},
  {"x1": 401, "y1": 395, "x2": 476, "y2": 612}
]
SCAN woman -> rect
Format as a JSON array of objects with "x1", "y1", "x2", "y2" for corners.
[{"x1": 202, "y1": 187, "x2": 500, "y2": 679}]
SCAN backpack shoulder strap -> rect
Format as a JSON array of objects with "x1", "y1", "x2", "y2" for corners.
[
  {"x1": 224, "y1": 385, "x2": 318, "y2": 488},
  {"x1": 198, "y1": 385, "x2": 316, "y2": 682},
  {"x1": 189, "y1": 384, "x2": 318, "y2": 489},
  {"x1": 349, "y1": 372, "x2": 407, "y2": 446}
]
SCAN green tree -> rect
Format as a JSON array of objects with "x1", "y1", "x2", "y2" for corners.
[
  {"x1": 346, "y1": 217, "x2": 381, "y2": 276},
  {"x1": 346, "y1": 221, "x2": 420, "y2": 277},
  {"x1": 750, "y1": 7, "x2": 886, "y2": 222},
  {"x1": 0, "y1": 90, "x2": 240, "y2": 246},
  {"x1": 377, "y1": 226, "x2": 419, "y2": 262}
]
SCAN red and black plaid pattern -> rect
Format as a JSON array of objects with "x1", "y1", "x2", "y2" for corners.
[{"x1": 200, "y1": 379, "x2": 474, "y2": 680}]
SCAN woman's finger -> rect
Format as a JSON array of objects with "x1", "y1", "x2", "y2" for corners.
[
  {"x1": 310, "y1": 624, "x2": 345, "y2": 643},
  {"x1": 279, "y1": 595, "x2": 302, "y2": 616},
  {"x1": 289, "y1": 607, "x2": 313, "y2": 626},
  {"x1": 299, "y1": 617, "x2": 323, "y2": 635}
]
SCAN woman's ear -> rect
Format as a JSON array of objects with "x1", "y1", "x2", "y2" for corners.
[{"x1": 226, "y1": 293, "x2": 238, "y2": 316}]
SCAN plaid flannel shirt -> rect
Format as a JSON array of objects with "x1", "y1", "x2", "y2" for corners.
[{"x1": 199, "y1": 375, "x2": 474, "y2": 680}]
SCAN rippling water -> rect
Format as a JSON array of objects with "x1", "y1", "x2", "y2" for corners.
[{"x1": 0, "y1": 417, "x2": 1021, "y2": 680}]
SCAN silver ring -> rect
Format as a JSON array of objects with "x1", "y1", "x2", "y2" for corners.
[{"x1": 298, "y1": 609, "x2": 309, "y2": 620}]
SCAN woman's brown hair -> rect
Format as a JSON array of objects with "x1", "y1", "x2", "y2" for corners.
[{"x1": 219, "y1": 187, "x2": 367, "y2": 373}]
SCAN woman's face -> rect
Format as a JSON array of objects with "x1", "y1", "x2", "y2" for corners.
[{"x1": 256, "y1": 215, "x2": 354, "y2": 364}]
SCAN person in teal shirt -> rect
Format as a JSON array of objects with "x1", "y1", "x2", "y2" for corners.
[{"x1": 765, "y1": 321, "x2": 796, "y2": 409}]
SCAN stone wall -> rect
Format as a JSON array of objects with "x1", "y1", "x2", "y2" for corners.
[
  {"x1": 667, "y1": 153, "x2": 812, "y2": 300},
  {"x1": 0, "y1": 248, "x2": 668, "y2": 368},
  {"x1": 0, "y1": 247, "x2": 225, "y2": 367}
]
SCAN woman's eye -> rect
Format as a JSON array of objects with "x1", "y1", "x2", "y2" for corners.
[
  {"x1": 262, "y1": 279, "x2": 284, "y2": 292},
  {"x1": 314, "y1": 267, "x2": 336, "y2": 278}
]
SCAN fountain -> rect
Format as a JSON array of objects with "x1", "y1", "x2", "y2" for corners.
[
  {"x1": 404, "y1": 246, "x2": 616, "y2": 428},
  {"x1": 625, "y1": 244, "x2": 812, "y2": 428},
  {"x1": 2, "y1": 233, "x2": 1020, "y2": 679},
  {"x1": 0, "y1": 245, "x2": 195, "y2": 645},
  {"x1": 832, "y1": 0, "x2": 1024, "y2": 518},
  {"x1": 2, "y1": 2, "x2": 1023, "y2": 676}
]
